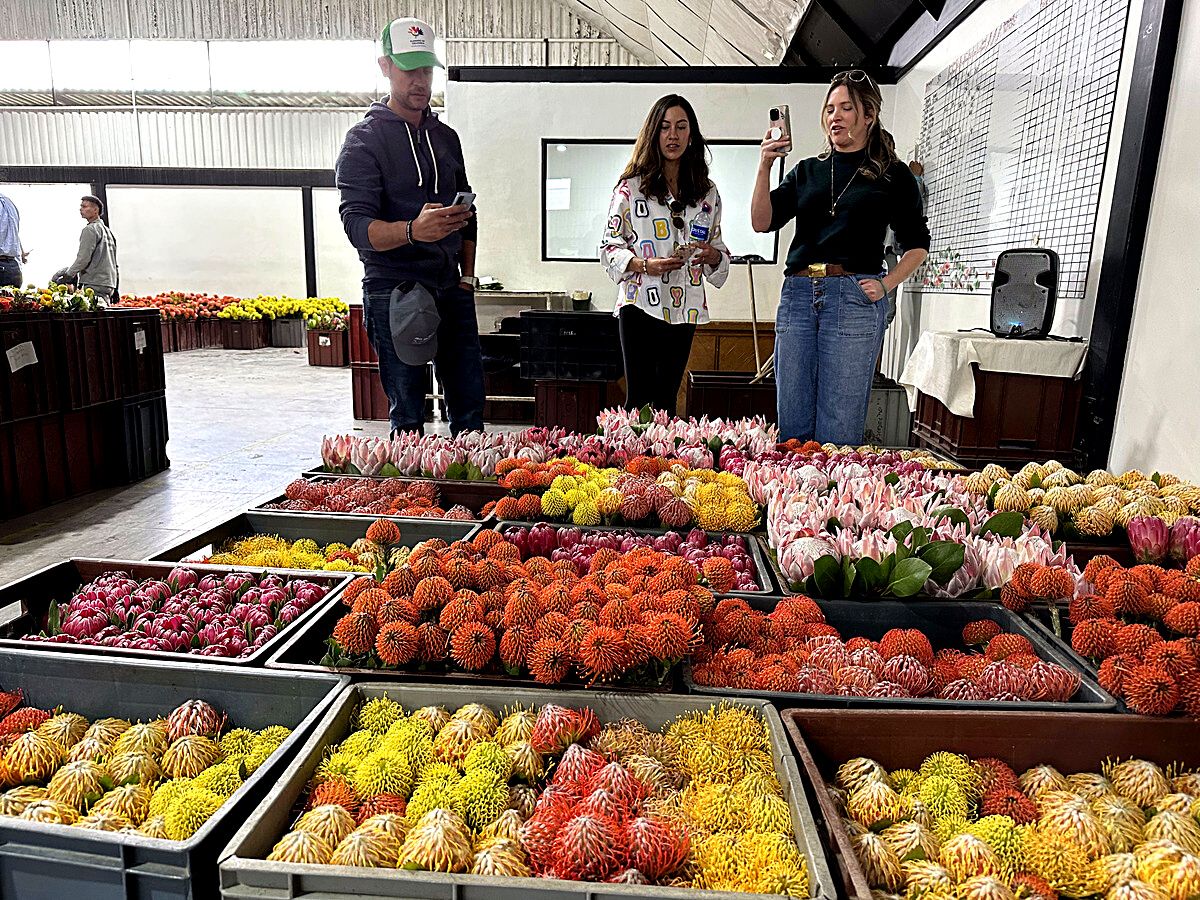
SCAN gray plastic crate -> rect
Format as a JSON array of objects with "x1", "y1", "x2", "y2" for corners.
[
  {"x1": 0, "y1": 647, "x2": 346, "y2": 900},
  {"x1": 150, "y1": 511, "x2": 481, "y2": 565},
  {"x1": 269, "y1": 317, "x2": 305, "y2": 348},
  {"x1": 495, "y1": 521, "x2": 781, "y2": 599},
  {"x1": 683, "y1": 600, "x2": 1116, "y2": 711},
  {"x1": 299, "y1": 470, "x2": 510, "y2": 511},
  {"x1": 219, "y1": 682, "x2": 836, "y2": 900},
  {"x1": 0, "y1": 558, "x2": 350, "y2": 667}
]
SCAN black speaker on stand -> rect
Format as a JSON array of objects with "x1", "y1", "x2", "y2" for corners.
[{"x1": 990, "y1": 248, "x2": 1059, "y2": 338}]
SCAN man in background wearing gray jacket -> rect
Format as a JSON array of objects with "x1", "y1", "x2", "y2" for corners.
[{"x1": 56, "y1": 195, "x2": 118, "y2": 300}]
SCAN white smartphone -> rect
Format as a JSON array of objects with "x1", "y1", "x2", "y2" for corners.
[
  {"x1": 768, "y1": 105, "x2": 792, "y2": 154},
  {"x1": 451, "y1": 191, "x2": 476, "y2": 209}
]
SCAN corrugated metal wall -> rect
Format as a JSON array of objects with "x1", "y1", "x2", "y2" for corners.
[
  {"x1": 0, "y1": 108, "x2": 363, "y2": 169},
  {"x1": 0, "y1": 0, "x2": 644, "y2": 53}
]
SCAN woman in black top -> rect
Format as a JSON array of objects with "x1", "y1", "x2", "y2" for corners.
[{"x1": 751, "y1": 71, "x2": 930, "y2": 444}]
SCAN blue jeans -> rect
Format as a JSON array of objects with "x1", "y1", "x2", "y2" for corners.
[
  {"x1": 775, "y1": 273, "x2": 887, "y2": 444},
  {"x1": 363, "y1": 285, "x2": 485, "y2": 436},
  {"x1": 0, "y1": 258, "x2": 20, "y2": 288}
]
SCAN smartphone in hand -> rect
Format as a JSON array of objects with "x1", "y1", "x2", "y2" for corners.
[
  {"x1": 451, "y1": 191, "x2": 476, "y2": 210},
  {"x1": 768, "y1": 105, "x2": 792, "y2": 154}
]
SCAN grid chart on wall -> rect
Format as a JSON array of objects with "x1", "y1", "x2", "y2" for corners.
[{"x1": 914, "y1": 0, "x2": 1128, "y2": 298}]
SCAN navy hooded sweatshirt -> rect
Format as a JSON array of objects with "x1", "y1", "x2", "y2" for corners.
[{"x1": 336, "y1": 101, "x2": 476, "y2": 293}]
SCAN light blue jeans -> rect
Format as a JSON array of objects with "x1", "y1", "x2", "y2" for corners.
[{"x1": 775, "y1": 272, "x2": 887, "y2": 444}]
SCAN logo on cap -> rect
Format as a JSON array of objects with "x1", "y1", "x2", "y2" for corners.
[{"x1": 409, "y1": 25, "x2": 423, "y2": 35}]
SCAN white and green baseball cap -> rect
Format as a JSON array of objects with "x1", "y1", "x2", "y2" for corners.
[{"x1": 381, "y1": 18, "x2": 444, "y2": 70}]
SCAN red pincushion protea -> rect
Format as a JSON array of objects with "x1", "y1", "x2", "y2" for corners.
[
  {"x1": 1067, "y1": 593, "x2": 1114, "y2": 623},
  {"x1": 1123, "y1": 664, "x2": 1179, "y2": 715},
  {"x1": 849, "y1": 646, "x2": 886, "y2": 677},
  {"x1": 532, "y1": 704, "x2": 583, "y2": 754},
  {"x1": 587, "y1": 761, "x2": 647, "y2": 810},
  {"x1": 868, "y1": 680, "x2": 911, "y2": 698},
  {"x1": 0, "y1": 689, "x2": 21, "y2": 721},
  {"x1": 416, "y1": 622, "x2": 448, "y2": 663},
  {"x1": 1013, "y1": 873, "x2": 1059, "y2": 900},
  {"x1": 627, "y1": 815, "x2": 689, "y2": 881},
  {"x1": 449, "y1": 621, "x2": 496, "y2": 671},
  {"x1": 976, "y1": 661, "x2": 1034, "y2": 699},
  {"x1": 577, "y1": 626, "x2": 632, "y2": 683},
  {"x1": 1098, "y1": 654, "x2": 1138, "y2": 696},
  {"x1": 355, "y1": 792, "x2": 407, "y2": 824},
  {"x1": 0, "y1": 707, "x2": 51, "y2": 735},
  {"x1": 551, "y1": 814, "x2": 625, "y2": 881},
  {"x1": 1083, "y1": 554, "x2": 1121, "y2": 585},
  {"x1": 341, "y1": 576, "x2": 377, "y2": 607},
  {"x1": 528, "y1": 637, "x2": 572, "y2": 684},
  {"x1": 365, "y1": 518, "x2": 401, "y2": 546},
  {"x1": 1071, "y1": 618, "x2": 1119, "y2": 659},
  {"x1": 985, "y1": 633, "x2": 1036, "y2": 661},
  {"x1": 881, "y1": 654, "x2": 933, "y2": 696},
  {"x1": 807, "y1": 642, "x2": 852, "y2": 673},
  {"x1": 834, "y1": 665, "x2": 878, "y2": 695},
  {"x1": 844, "y1": 636, "x2": 876, "y2": 653},
  {"x1": 352, "y1": 588, "x2": 390, "y2": 618},
  {"x1": 1030, "y1": 566, "x2": 1076, "y2": 602},
  {"x1": 166, "y1": 700, "x2": 227, "y2": 743},
  {"x1": 879, "y1": 629, "x2": 934, "y2": 667},
  {"x1": 1178, "y1": 671, "x2": 1200, "y2": 718},
  {"x1": 932, "y1": 658, "x2": 962, "y2": 692},
  {"x1": 1027, "y1": 661, "x2": 1081, "y2": 702},
  {"x1": 962, "y1": 619, "x2": 1003, "y2": 646},
  {"x1": 1143, "y1": 639, "x2": 1198, "y2": 678},
  {"x1": 375, "y1": 621, "x2": 419, "y2": 666},
  {"x1": 1114, "y1": 623, "x2": 1164, "y2": 657},
  {"x1": 553, "y1": 744, "x2": 606, "y2": 792},
  {"x1": 642, "y1": 613, "x2": 698, "y2": 662},
  {"x1": 1164, "y1": 601, "x2": 1200, "y2": 637},
  {"x1": 974, "y1": 758, "x2": 1020, "y2": 793},
  {"x1": 377, "y1": 598, "x2": 419, "y2": 627},
  {"x1": 999, "y1": 582, "x2": 1030, "y2": 613},
  {"x1": 795, "y1": 666, "x2": 836, "y2": 694},
  {"x1": 307, "y1": 776, "x2": 360, "y2": 816},
  {"x1": 981, "y1": 785, "x2": 1039, "y2": 824},
  {"x1": 332, "y1": 611, "x2": 378, "y2": 656},
  {"x1": 938, "y1": 679, "x2": 984, "y2": 701},
  {"x1": 757, "y1": 666, "x2": 800, "y2": 692}
]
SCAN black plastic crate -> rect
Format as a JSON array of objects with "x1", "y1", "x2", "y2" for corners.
[
  {"x1": 519, "y1": 310, "x2": 621, "y2": 381},
  {"x1": 114, "y1": 391, "x2": 170, "y2": 483},
  {"x1": 0, "y1": 313, "x2": 61, "y2": 424},
  {"x1": 684, "y1": 599, "x2": 1116, "y2": 711}
]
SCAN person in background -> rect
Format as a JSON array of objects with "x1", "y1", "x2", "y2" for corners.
[
  {"x1": 0, "y1": 192, "x2": 28, "y2": 288},
  {"x1": 601, "y1": 94, "x2": 730, "y2": 415},
  {"x1": 336, "y1": 17, "x2": 484, "y2": 437},
  {"x1": 56, "y1": 195, "x2": 118, "y2": 301},
  {"x1": 751, "y1": 70, "x2": 929, "y2": 444}
]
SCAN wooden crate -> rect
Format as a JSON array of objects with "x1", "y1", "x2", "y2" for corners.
[
  {"x1": 348, "y1": 305, "x2": 376, "y2": 365},
  {"x1": 686, "y1": 371, "x2": 776, "y2": 422},
  {"x1": 223, "y1": 319, "x2": 270, "y2": 350}
]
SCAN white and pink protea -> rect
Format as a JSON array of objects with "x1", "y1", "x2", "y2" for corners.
[
  {"x1": 420, "y1": 440, "x2": 465, "y2": 478},
  {"x1": 350, "y1": 438, "x2": 390, "y2": 477},
  {"x1": 166, "y1": 699, "x2": 227, "y2": 742},
  {"x1": 321, "y1": 434, "x2": 353, "y2": 472}
]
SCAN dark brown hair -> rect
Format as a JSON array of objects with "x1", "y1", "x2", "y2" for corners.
[
  {"x1": 819, "y1": 72, "x2": 899, "y2": 181},
  {"x1": 617, "y1": 94, "x2": 712, "y2": 207}
]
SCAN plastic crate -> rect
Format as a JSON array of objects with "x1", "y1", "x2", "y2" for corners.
[
  {"x1": 534, "y1": 379, "x2": 606, "y2": 431},
  {"x1": 0, "y1": 313, "x2": 61, "y2": 423},
  {"x1": 219, "y1": 682, "x2": 837, "y2": 900},
  {"x1": 0, "y1": 647, "x2": 345, "y2": 900},
  {"x1": 306, "y1": 329, "x2": 348, "y2": 367},
  {"x1": 0, "y1": 412, "x2": 70, "y2": 519},
  {"x1": 172, "y1": 318, "x2": 200, "y2": 352},
  {"x1": 198, "y1": 317, "x2": 224, "y2": 348},
  {"x1": 683, "y1": 599, "x2": 1115, "y2": 711},
  {"x1": 0, "y1": 558, "x2": 351, "y2": 668},
  {"x1": 862, "y1": 378, "x2": 913, "y2": 447},
  {"x1": 161, "y1": 318, "x2": 175, "y2": 353},
  {"x1": 347, "y1": 304, "x2": 375, "y2": 365},
  {"x1": 222, "y1": 320, "x2": 269, "y2": 351},
  {"x1": 114, "y1": 392, "x2": 170, "y2": 484},
  {"x1": 519, "y1": 310, "x2": 621, "y2": 381},
  {"x1": 108, "y1": 308, "x2": 167, "y2": 399},
  {"x1": 56, "y1": 313, "x2": 121, "y2": 410},
  {"x1": 783, "y1": 708, "x2": 1200, "y2": 900},
  {"x1": 270, "y1": 317, "x2": 305, "y2": 348},
  {"x1": 686, "y1": 371, "x2": 777, "y2": 422},
  {"x1": 149, "y1": 510, "x2": 481, "y2": 566},
  {"x1": 494, "y1": 521, "x2": 779, "y2": 598},
  {"x1": 252, "y1": 490, "x2": 489, "y2": 527}
]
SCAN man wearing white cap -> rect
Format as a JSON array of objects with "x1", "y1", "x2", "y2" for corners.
[{"x1": 336, "y1": 18, "x2": 484, "y2": 437}]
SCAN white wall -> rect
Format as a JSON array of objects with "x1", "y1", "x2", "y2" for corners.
[
  {"x1": 881, "y1": 0, "x2": 1146, "y2": 379},
  {"x1": 1108, "y1": 0, "x2": 1200, "y2": 481},
  {"x1": 447, "y1": 80, "x2": 887, "y2": 321}
]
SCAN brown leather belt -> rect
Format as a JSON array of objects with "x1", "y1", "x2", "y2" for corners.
[{"x1": 788, "y1": 263, "x2": 853, "y2": 277}]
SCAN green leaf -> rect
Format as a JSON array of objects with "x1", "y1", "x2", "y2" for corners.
[
  {"x1": 811, "y1": 555, "x2": 842, "y2": 598},
  {"x1": 1152, "y1": 471, "x2": 1163, "y2": 487},
  {"x1": 887, "y1": 557, "x2": 932, "y2": 597},
  {"x1": 47, "y1": 599, "x2": 60, "y2": 636},
  {"x1": 889, "y1": 521, "x2": 914, "y2": 542},
  {"x1": 346, "y1": 463, "x2": 363, "y2": 476},
  {"x1": 929, "y1": 506, "x2": 970, "y2": 527},
  {"x1": 842, "y1": 557, "x2": 858, "y2": 596},
  {"x1": 707, "y1": 435, "x2": 724, "y2": 454},
  {"x1": 445, "y1": 462, "x2": 468, "y2": 481},
  {"x1": 917, "y1": 541, "x2": 966, "y2": 586},
  {"x1": 879, "y1": 554, "x2": 895, "y2": 582},
  {"x1": 907, "y1": 526, "x2": 931, "y2": 549},
  {"x1": 638, "y1": 404, "x2": 653, "y2": 425},
  {"x1": 1030, "y1": 471, "x2": 1043, "y2": 489},
  {"x1": 884, "y1": 473, "x2": 900, "y2": 486},
  {"x1": 379, "y1": 463, "x2": 402, "y2": 478},
  {"x1": 466, "y1": 462, "x2": 484, "y2": 481},
  {"x1": 856, "y1": 557, "x2": 885, "y2": 592},
  {"x1": 825, "y1": 516, "x2": 842, "y2": 534},
  {"x1": 980, "y1": 511, "x2": 1024, "y2": 539}
]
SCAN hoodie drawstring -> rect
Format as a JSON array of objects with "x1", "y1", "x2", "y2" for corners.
[
  {"x1": 428, "y1": 131, "x2": 439, "y2": 195},
  {"x1": 405, "y1": 122, "x2": 423, "y2": 189}
]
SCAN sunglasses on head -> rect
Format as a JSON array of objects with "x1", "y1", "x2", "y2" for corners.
[{"x1": 832, "y1": 69, "x2": 874, "y2": 86}]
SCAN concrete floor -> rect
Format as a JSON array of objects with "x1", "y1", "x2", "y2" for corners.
[{"x1": 0, "y1": 348, "x2": 420, "y2": 583}]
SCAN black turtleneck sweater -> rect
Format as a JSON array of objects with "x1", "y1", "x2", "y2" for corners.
[{"x1": 769, "y1": 148, "x2": 930, "y2": 275}]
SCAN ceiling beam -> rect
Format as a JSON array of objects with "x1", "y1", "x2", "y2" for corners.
[{"x1": 809, "y1": 0, "x2": 873, "y2": 58}]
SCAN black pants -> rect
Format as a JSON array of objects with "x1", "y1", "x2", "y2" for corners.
[
  {"x1": 618, "y1": 305, "x2": 696, "y2": 415},
  {"x1": 0, "y1": 258, "x2": 21, "y2": 288}
]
